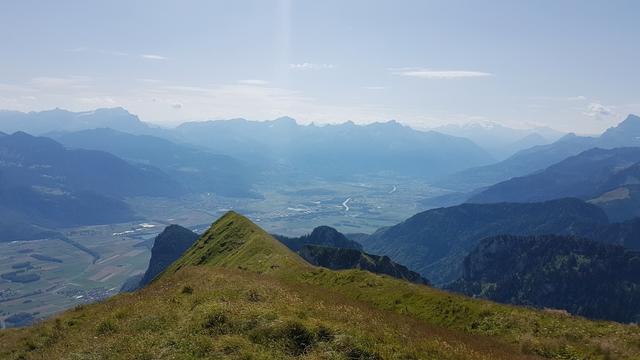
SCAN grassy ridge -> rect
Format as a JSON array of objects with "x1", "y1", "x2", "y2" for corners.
[
  {"x1": 164, "y1": 211, "x2": 308, "y2": 275},
  {"x1": 0, "y1": 267, "x2": 537, "y2": 360},
  {"x1": 1, "y1": 211, "x2": 639, "y2": 359}
]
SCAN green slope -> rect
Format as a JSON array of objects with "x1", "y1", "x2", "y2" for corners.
[
  {"x1": 164, "y1": 211, "x2": 309, "y2": 275},
  {"x1": 2, "y1": 211, "x2": 639, "y2": 360}
]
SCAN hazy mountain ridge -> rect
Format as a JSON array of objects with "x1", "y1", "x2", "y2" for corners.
[
  {"x1": 469, "y1": 147, "x2": 640, "y2": 221},
  {"x1": 0, "y1": 108, "x2": 159, "y2": 136},
  {"x1": 0, "y1": 108, "x2": 498, "y2": 181},
  {"x1": 174, "y1": 117, "x2": 495, "y2": 180},
  {"x1": 449, "y1": 234, "x2": 640, "y2": 323},
  {"x1": 54, "y1": 128, "x2": 258, "y2": 197},
  {"x1": 439, "y1": 114, "x2": 640, "y2": 191},
  {"x1": 433, "y1": 121, "x2": 564, "y2": 159},
  {"x1": 0, "y1": 131, "x2": 183, "y2": 240}
]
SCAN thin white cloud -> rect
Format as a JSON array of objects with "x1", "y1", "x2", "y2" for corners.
[
  {"x1": 238, "y1": 79, "x2": 269, "y2": 85},
  {"x1": 290, "y1": 63, "x2": 335, "y2": 70},
  {"x1": 391, "y1": 68, "x2": 492, "y2": 79},
  {"x1": 584, "y1": 102, "x2": 614, "y2": 118},
  {"x1": 141, "y1": 54, "x2": 168, "y2": 60},
  {"x1": 364, "y1": 86, "x2": 385, "y2": 90}
]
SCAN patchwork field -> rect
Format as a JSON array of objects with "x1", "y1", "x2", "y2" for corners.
[{"x1": 0, "y1": 224, "x2": 157, "y2": 327}]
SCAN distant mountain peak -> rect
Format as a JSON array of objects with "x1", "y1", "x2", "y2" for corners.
[
  {"x1": 558, "y1": 132, "x2": 578, "y2": 141},
  {"x1": 615, "y1": 114, "x2": 640, "y2": 129},
  {"x1": 599, "y1": 114, "x2": 640, "y2": 145},
  {"x1": 380, "y1": 119, "x2": 403, "y2": 127},
  {"x1": 272, "y1": 116, "x2": 297, "y2": 125}
]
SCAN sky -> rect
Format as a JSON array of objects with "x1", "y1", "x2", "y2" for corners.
[{"x1": 0, "y1": 0, "x2": 639, "y2": 133}]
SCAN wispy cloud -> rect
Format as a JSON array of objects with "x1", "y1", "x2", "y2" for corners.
[
  {"x1": 238, "y1": 79, "x2": 269, "y2": 85},
  {"x1": 584, "y1": 102, "x2": 614, "y2": 118},
  {"x1": 391, "y1": 68, "x2": 492, "y2": 79},
  {"x1": 290, "y1": 63, "x2": 335, "y2": 70},
  {"x1": 141, "y1": 54, "x2": 168, "y2": 60}
]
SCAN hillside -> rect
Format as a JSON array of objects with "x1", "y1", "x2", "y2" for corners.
[
  {"x1": 449, "y1": 235, "x2": 640, "y2": 323},
  {"x1": 469, "y1": 147, "x2": 640, "y2": 216},
  {"x1": 274, "y1": 225, "x2": 363, "y2": 252},
  {"x1": 55, "y1": 128, "x2": 257, "y2": 197},
  {"x1": 2, "y1": 212, "x2": 639, "y2": 359},
  {"x1": 298, "y1": 245, "x2": 428, "y2": 284},
  {"x1": 0, "y1": 132, "x2": 182, "y2": 240},
  {"x1": 592, "y1": 217, "x2": 640, "y2": 250},
  {"x1": 278, "y1": 226, "x2": 426, "y2": 284},
  {"x1": 359, "y1": 198, "x2": 609, "y2": 285},
  {"x1": 0, "y1": 131, "x2": 182, "y2": 198},
  {"x1": 439, "y1": 114, "x2": 640, "y2": 192}
]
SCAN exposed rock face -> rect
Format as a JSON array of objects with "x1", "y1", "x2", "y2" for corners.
[{"x1": 138, "y1": 225, "x2": 199, "y2": 287}]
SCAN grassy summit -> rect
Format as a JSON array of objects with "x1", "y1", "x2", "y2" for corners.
[
  {"x1": 164, "y1": 211, "x2": 309, "y2": 275},
  {"x1": 1, "y1": 212, "x2": 639, "y2": 359}
]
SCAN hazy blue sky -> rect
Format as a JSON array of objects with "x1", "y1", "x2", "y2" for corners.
[{"x1": 1, "y1": 0, "x2": 638, "y2": 132}]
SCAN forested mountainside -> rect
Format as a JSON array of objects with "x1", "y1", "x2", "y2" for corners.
[{"x1": 449, "y1": 234, "x2": 640, "y2": 323}]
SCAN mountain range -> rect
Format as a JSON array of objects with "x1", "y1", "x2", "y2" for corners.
[
  {"x1": 54, "y1": 128, "x2": 258, "y2": 198},
  {"x1": 2, "y1": 212, "x2": 638, "y2": 359},
  {"x1": 433, "y1": 121, "x2": 564, "y2": 159},
  {"x1": 0, "y1": 131, "x2": 183, "y2": 241},
  {"x1": 469, "y1": 147, "x2": 640, "y2": 221},
  {"x1": 439, "y1": 114, "x2": 640, "y2": 192},
  {"x1": 0, "y1": 108, "x2": 158, "y2": 136},
  {"x1": 173, "y1": 117, "x2": 494, "y2": 180},
  {"x1": 0, "y1": 108, "x2": 497, "y2": 181}
]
